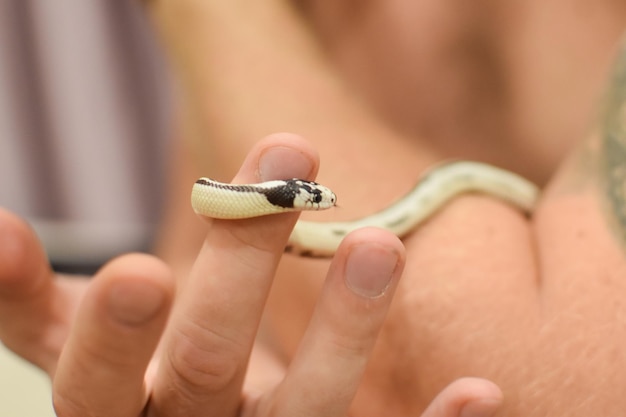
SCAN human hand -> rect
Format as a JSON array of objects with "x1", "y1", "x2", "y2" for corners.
[
  {"x1": 0, "y1": 134, "x2": 502, "y2": 417},
  {"x1": 265, "y1": 132, "x2": 626, "y2": 415},
  {"x1": 143, "y1": 0, "x2": 626, "y2": 414},
  {"x1": 353, "y1": 62, "x2": 626, "y2": 416},
  {"x1": 375, "y1": 139, "x2": 626, "y2": 417}
]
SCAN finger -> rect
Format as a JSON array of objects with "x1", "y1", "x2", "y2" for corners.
[
  {"x1": 263, "y1": 227, "x2": 405, "y2": 417},
  {"x1": 420, "y1": 378, "x2": 502, "y2": 417},
  {"x1": 0, "y1": 207, "x2": 72, "y2": 372},
  {"x1": 52, "y1": 254, "x2": 174, "y2": 417},
  {"x1": 152, "y1": 134, "x2": 319, "y2": 417}
]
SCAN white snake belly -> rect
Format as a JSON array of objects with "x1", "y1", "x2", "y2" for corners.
[{"x1": 191, "y1": 161, "x2": 539, "y2": 257}]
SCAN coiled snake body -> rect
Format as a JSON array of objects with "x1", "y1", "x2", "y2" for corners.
[{"x1": 191, "y1": 161, "x2": 539, "y2": 257}]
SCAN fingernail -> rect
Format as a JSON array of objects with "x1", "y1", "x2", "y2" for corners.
[
  {"x1": 345, "y1": 244, "x2": 398, "y2": 298},
  {"x1": 460, "y1": 398, "x2": 501, "y2": 417},
  {"x1": 108, "y1": 281, "x2": 165, "y2": 326},
  {"x1": 259, "y1": 146, "x2": 314, "y2": 181}
]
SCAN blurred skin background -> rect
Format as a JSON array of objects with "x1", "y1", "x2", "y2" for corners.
[{"x1": 1, "y1": 0, "x2": 626, "y2": 415}]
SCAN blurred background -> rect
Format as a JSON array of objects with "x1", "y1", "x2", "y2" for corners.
[
  {"x1": 0, "y1": 0, "x2": 171, "y2": 414},
  {"x1": 0, "y1": 0, "x2": 171, "y2": 273}
]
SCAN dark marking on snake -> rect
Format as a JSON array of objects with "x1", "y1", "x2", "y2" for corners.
[
  {"x1": 601, "y1": 40, "x2": 626, "y2": 245},
  {"x1": 261, "y1": 179, "x2": 325, "y2": 208},
  {"x1": 296, "y1": 181, "x2": 323, "y2": 203},
  {"x1": 332, "y1": 229, "x2": 347, "y2": 237},
  {"x1": 196, "y1": 179, "x2": 258, "y2": 194},
  {"x1": 296, "y1": 249, "x2": 330, "y2": 258},
  {"x1": 310, "y1": 188, "x2": 323, "y2": 203},
  {"x1": 261, "y1": 179, "x2": 302, "y2": 208},
  {"x1": 284, "y1": 243, "x2": 327, "y2": 258},
  {"x1": 385, "y1": 214, "x2": 410, "y2": 229}
]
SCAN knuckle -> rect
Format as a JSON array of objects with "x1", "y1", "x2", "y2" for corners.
[
  {"x1": 168, "y1": 323, "x2": 246, "y2": 393},
  {"x1": 328, "y1": 332, "x2": 370, "y2": 359},
  {"x1": 218, "y1": 220, "x2": 288, "y2": 259},
  {"x1": 52, "y1": 389, "x2": 85, "y2": 417},
  {"x1": 322, "y1": 318, "x2": 378, "y2": 360}
]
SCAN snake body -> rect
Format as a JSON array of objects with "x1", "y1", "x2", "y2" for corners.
[
  {"x1": 192, "y1": 178, "x2": 336, "y2": 219},
  {"x1": 192, "y1": 161, "x2": 539, "y2": 257}
]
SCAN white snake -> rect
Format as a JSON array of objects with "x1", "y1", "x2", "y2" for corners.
[{"x1": 191, "y1": 161, "x2": 539, "y2": 257}]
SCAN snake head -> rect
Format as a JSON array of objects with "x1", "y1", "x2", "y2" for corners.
[{"x1": 290, "y1": 179, "x2": 337, "y2": 211}]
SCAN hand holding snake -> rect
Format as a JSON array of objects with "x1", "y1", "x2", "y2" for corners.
[{"x1": 0, "y1": 136, "x2": 503, "y2": 417}]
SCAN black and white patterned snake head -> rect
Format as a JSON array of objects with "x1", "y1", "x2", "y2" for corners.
[{"x1": 288, "y1": 179, "x2": 337, "y2": 210}]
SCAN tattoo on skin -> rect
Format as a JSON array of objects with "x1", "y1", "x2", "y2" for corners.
[{"x1": 602, "y1": 40, "x2": 626, "y2": 244}]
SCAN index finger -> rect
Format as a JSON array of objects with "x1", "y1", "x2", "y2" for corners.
[{"x1": 151, "y1": 134, "x2": 320, "y2": 417}]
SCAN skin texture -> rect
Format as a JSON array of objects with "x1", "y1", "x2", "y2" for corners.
[{"x1": 2, "y1": 0, "x2": 626, "y2": 416}]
